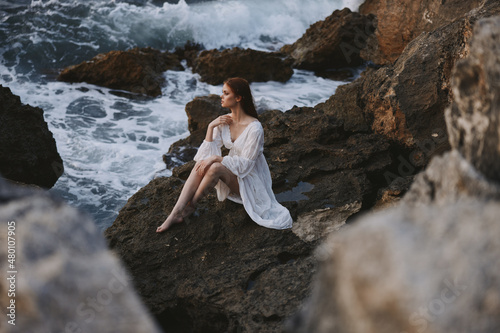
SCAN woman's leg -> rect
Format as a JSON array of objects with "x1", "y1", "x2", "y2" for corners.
[
  {"x1": 156, "y1": 162, "x2": 238, "y2": 233},
  {"x1": 156, "y1": 166, "x2": 204, "y2": 233},
  {"x1": 190, "y1": 162, "x2": 239, "y2": 208}
]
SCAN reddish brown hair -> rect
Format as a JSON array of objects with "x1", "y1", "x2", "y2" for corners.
[{"x1": 224, "y1": 77, "x2": 258, "y2": 119}]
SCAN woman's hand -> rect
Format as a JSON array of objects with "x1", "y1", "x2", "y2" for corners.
[
  {"x1": 205, "y1": 114, "x2": 232, "y2": 142},
  {"x1": 194, "y1": 156, "x2": 222, "y2": 176},
  {"x1": 208, "y1": 115, "x2": 233, "y2": 129}
]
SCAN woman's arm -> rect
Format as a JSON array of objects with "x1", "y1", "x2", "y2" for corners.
[
  {"x1": 194, "y1": 115, "x2": 233, "y2": 175},
  {"x1": 194, "y1": 155, "x2": 222, "y2": 176},
  {"x1": 205, "y1": 115, "x2": 233, "y2": 142}
]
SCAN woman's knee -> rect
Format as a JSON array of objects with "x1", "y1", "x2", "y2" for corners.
[{"x1": 207, "y1": 162, "x2": 224, "y2": 176}]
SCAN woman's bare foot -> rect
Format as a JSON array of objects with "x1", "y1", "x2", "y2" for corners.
[{"x1": 156, "y1": 213, "x2": 183, "y2": 233}]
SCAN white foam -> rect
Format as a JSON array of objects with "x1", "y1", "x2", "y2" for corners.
[
  {"x1": 1, "y1": 0, "x2": 354, "y2": 229},
  {"x1": 81, "y1": 0, "x2": 351, "y2": 51}
]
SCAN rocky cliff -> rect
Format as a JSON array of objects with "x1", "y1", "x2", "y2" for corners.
[
  {"x1": 359, "y1": 0, "x2": 484, "y2": 64},
  {"x1": 286, "y1": 14, "x2": 500, "y2": 333}
]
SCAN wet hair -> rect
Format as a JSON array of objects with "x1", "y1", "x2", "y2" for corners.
[{"x1": 224, "y1": 77, "x2": 259, "y2": 119}]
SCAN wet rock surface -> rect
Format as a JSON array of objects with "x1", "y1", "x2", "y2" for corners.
[
  {"x1": 58, "y1": 47, "x2": 184, "y2": 97},
  {"x1": 0, "y1": 85, "x2": 63, "y2": 188}
]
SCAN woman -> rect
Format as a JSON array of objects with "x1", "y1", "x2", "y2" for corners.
[{"x1": 157, "y1": 77, "x2": 292, "y2": 232}]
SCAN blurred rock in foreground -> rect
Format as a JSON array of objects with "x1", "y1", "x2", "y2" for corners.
[{"x1": 0, "y1": 178, "x2": 162, "y2": 333}]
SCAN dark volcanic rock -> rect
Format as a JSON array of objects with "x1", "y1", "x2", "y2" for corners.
[
  {"x1": 281, "y1": 8, "x2": 375, "y2": 71},
  {"x1": 0, "y1": 85, "x2": 63, "y2": 188},
  {"x1": 58, "y1": 47, "x2": 183, "y2": 97},
  {"x1": 174, "y1": 41, "x2": 204, "y2": 68},
  {"x1": 104, "y1": 6, "x2": 500, "y2": 333},
  {"x1": 107, "y1": 103, "x2": 398, "y2": 332},
  {"x1": 372, "y1": 174, "x2": 414, "y2": 210},
  {"x1": 258, "y1": 107, "x2": 392, "y2": 205},
  {"x1": 192, "y1": 47, "x2": 293, "y2": 85},
  {"x1": 105, "y1": 176, "x2": 317, "y2": 332},
  {"x1": 359, "y1": 0, "x2": 484, "y2": 65}
]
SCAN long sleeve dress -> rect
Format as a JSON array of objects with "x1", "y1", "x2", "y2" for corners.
[{"x1": 193, "y1": 119, "x2": 293, "y2": 230}]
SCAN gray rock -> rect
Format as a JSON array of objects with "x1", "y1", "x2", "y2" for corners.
[
  {"x1": 292, "y1": 201, "x2": 361, "y2": 243},
  {"x1": 445, "y1": 16, "x2": 500, "y2": 183},
  {"x1": 404, "y1": 150, "x2": 500, "y2": 206},
  {"x1": 288, "y1": 199, "x2": 500, "y2": 333},
  {"x1": 0, "y1": 179, "x2": 161, "y2": 333}
]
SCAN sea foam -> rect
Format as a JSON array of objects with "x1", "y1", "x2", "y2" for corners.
[{"x1": 0, "y1": 0, "x2": 359, "y2": 229}]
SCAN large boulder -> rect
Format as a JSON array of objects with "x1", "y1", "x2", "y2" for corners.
[
  {"x1": 0, "y1": 178, "x2": 162, "y2": 333},
  {"x1": 359, "y1": 0, "x2": 484, "y2": 65},
  {"x1": 286, "y1": 15, "x2": 500, "y2": 333},
  {"x1": 105, "y1": 177, "x2": 317, "y2": 332},
  {"x1": 281, "y1": 8, "x2": 375, "y2": 72},
  {"x1": 192, "y1": 47, "x2": 294, "y2": 85},
  {"x1": 287, "y1": 198, "x2": 500, "y2": 333},
  {"x1": 58, "y1": 47, "x2": 183, "y2": 97},
  {"x1": 107, "y1": 100, "x2": 399, "y2": 332},
  {"x1": 0, "y1": 85, "x2": 63, "y2": 188}
]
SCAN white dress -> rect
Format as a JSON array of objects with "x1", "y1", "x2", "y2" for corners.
[{"x1": 193, "y1": 119, "x2": 293, "y2": 230}]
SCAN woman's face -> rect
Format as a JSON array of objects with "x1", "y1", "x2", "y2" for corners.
[{"x1": 221, "y1": 83, "x2": 241, "y2": 109}]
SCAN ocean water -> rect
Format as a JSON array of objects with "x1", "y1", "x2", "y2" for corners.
[{"x1": 0, "y1": 0, "x2": 364, "y2": 230}]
